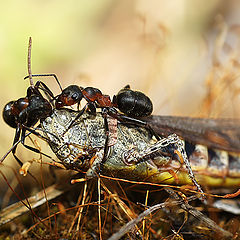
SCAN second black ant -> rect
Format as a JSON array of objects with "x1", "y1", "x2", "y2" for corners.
[
  {"x1": 54, "y1": 84, "x2": 156, "y2": 133},
  {"x1": 53, "y1": 83, "x2": 158, "y2": 163},
  {"x1": 55, "y1": 84, "x2": 153, "y2": 117}
]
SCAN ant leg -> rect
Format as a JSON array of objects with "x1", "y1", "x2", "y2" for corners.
[
  {"x1": 12, "y1": 124, "x2": 21, "y2": 155},
  {"x1": 11, "y1": 130, "x2": 40, "y2": 185},
  {"x1": 12, "y1": 154, "x2": 24, "y2": 167},
  {"x1": 1, "y1": 140, "x2": 20, "y2": 163},
  {"x1": 0, "y1": 128, "x2": 55, "y2": 164},
  {"x1": 3, "y1": 137, "x2": 36, "y2": 185},
  {"x1": 64, "y1": 104, "x2": 91, "y2": 133},
  {"x1": 2, "y1": 126, "x2": 42, "y2": 185},
  {"x1": 0, "y1": 130, "x2": 33, "y2": 163},
  {"x1": 34, "y1": 81, "x2": 55, "y2": 101},
  {"x1": 64, "y1": 102, "x2": 98, "y2": 134},
  {"x1": 20, "y1": 129, "x2": 56, "y2": 161},
  {"x1": 24, "y1": 74, "x2": 63, "y2": 91},
  {"x1": 121, "y1": 115, "x2": 159, "y2": 140},
  {"x1": 87, "y1": 102, "x2": 96, "y2": 115},
  {"x1": 22, "y1": 124, "x2": 60, "y2": 143},
  {"x1": 101, "y1": 108, "x2": 110, "y2": 164}
]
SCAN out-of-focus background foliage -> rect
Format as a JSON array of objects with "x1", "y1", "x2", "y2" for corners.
[{"x1": 1, "y1": 0, "x2": 240, "y2": 190}]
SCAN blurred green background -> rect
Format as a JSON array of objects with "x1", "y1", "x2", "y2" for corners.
[{"x1": 1, "y1": 0, "x2": 240, "y2": 187}]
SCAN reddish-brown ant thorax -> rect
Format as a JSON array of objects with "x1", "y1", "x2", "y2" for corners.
[
  {"x1": 81, "y1": 87, "x2": 102, "y2": 102},
  {"x1": 96, "y1": 95, "x2": 113, "y2": 108}
]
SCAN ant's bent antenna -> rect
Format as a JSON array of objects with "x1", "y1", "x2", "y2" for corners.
[
  {"x1": 28, "y1": 37, "x2": 34, "y2": 88},
  {"x1": 25, "y1": 38, "x2": 63, "y2": 91},
  {"x1": 24, "y1": 74, "x2": 63, "y2": 92}
]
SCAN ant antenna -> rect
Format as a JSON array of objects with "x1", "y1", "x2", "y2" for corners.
[
  {"x1": 25, "y1": 37, "x2": 63, "y2": 91},
  {"x1": 28, "y1": 37, "x2": 34, "y2": 88},
  {"x1": 24, "y1": 74, "x2": 63, "y2": 92}
]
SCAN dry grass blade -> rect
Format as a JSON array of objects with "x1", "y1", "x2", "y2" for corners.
[
  {"x1": 107, "y1": 194, "x2": 198, "y2": 240},
  {"x1": 108, "y1": 191, "x2": 233, "y2": 240},
  {"x1": 165, "y1": 188, "x2": 233, "y2": 239},
  {"x1": 0, "y1": 184, "x2": 65, "y2": 226}
]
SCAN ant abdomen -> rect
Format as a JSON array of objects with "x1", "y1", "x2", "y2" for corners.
[
  {"x1": 3, "y1": 101, "x2": 18, "y2": 128},
  {"x1": 3, "y1": 98, "x2": 30, "y2": 128},
  {"x1": 113, "y1": 85, "x2": 153, "y2": 117}
]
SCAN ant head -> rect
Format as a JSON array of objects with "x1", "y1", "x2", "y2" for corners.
[{"x1": 55, "y1": 85, "x2": 83, "y2": 108}]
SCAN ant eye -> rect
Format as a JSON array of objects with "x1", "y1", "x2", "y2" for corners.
[{"x1": 72, "y1": 92, "x2": 80, "y2": 100}]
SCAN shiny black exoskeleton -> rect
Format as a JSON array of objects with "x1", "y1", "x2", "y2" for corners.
[
  {"x1": 113, "y1": 85, "x2": 153, "y2": 117},
  {"x1": 2, "y1": 81, "x2": 54, "y2": 164},
  {"x1": 3, "y1": 82, "x2": 53, "y2": 129}
]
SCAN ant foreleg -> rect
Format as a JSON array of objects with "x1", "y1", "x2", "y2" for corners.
[
  {"x1": 1, "y1": 126, "x2": 54, "y2": 164},
  {"x1": 12, "y1": 152, "x2": 24, "y2": 167},
  {"x1": 64, "y1": 105, "x2": 87, "y2": 133},
  {"x1": 64, "y1": 102, "x2": 96, "y2": 133},
  {"x1": 0, "y1": 132, "x2": 31, "y2": 163},
  {"x1": 1, "y1": 128, "x2": 43, "y2": 184}
]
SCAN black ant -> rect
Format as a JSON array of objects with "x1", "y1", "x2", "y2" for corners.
[
  {"x1": 54, "y1": 83, "x2": 156, "y2": 135},
  {"x1": 1, "y1": 38, "x2": 61, "y2": 166},
  {"x1": 54, "y1": 84, "x2": 154, "y2": 127},
  {"x1": 2, "y1": 82, "x2": 52, "y2": 164},
  {"x1": 55, "y1": 84, "x2": 153, "y2": 117}
]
